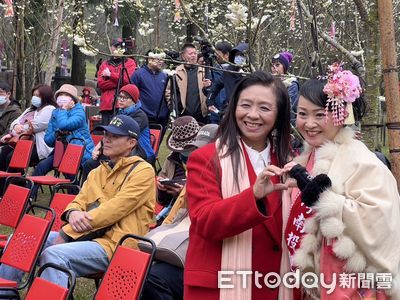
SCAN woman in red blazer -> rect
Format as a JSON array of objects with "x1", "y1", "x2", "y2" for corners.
[{"x1": 185, "y1": 71, "x2": 293, "y2": 299}]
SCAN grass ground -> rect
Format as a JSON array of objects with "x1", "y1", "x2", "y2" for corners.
[{"x1": 0, "y1": 136, "x2": 171, "y2": 299}]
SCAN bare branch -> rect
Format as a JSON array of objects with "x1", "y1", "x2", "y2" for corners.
[
  {"x1": 179, "y1": 0, "x2": 210, "y2": 40},
  {"x1": 298, "y1": 0, "x2": 365, "y2": 77}
]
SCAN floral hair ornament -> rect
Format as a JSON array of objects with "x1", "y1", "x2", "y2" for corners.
[{"x1": 323, "y1": 62, "x2": 362, "y2": 126}]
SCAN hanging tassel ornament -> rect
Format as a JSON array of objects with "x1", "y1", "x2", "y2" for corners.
[
  {"x1": 289, "y1": 0, "x2": 296, "y2": 31},
  {"x1": 4, "y1": 0, "x2": 14, "y2": 17},
  {"x1": 174, "y1": 0, "x2": 181, "y2": 23},
  {"x1": 113, "y1": 0, "x2": 119, "y2": 27}
]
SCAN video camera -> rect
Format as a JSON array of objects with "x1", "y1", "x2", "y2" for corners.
[
  {"x1": 164, "y1": 49, "x2": 180, "y2": 61},
  {"x1": 112, "y1": 38, "x2": 135, "y2": 50},
  {"x1": 193, "y1": 36, "x2": 215, "y2": 67}
]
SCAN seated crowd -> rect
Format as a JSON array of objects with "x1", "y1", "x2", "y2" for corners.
[{"x1": 0, "y1": 39, "x2": 398, "y2": 300}]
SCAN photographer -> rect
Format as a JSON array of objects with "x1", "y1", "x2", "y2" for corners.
[
  {"x1": 175, "y1": 44, "x2": 210, "y2": 124},
  {"x1": 206, "y1": 43, "x2": 248, "y2": 120},
  {"x1": 97, "y1": 38, "x2": 137, "y2": 125},
  {"x1": 207, "y1": 41, "x2": 232, "y2": 124}
]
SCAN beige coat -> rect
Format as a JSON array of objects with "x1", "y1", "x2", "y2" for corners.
[
  {"x1": 293, "y1": 127, "x2": 400, "y2": 298},
  {"x1": 163, "y1": 186, "x2": 187, "y2": 225},
  {"x1": 61, "y1": 156, "x2": 156, "y2": 259},
  {"x1": 175, "y1": 64, "x2": 208, "y2": 117}
]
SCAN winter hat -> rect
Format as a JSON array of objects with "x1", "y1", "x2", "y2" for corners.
[
  {"x1": 82, "y1": 87, "x2": 91, "y2": 94},
  {"x1": 167, "y1": 116, "x2": 200, "y2": 152},
  {"x1": 228, "y1": 43, "x2": 249, "y2": 63},
  {"x1": 272, "y1": 51, "x2": 293, "y2": 73},
  {"x1": 120, "y1": 84, "x2": 140, "y2": 103},
  {"x1": 55, "y1": 84, "x2": 79, "y2": 102}
]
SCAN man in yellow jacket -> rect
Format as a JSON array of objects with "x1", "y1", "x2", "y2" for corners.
[{"x1": 0, "y1": 115, "x2": 156, "y2": 290}]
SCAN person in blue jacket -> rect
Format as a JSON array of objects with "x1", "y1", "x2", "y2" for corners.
[
  {"x1": 31, "y1": 84, "x2": 94, "y2": 198},
  {"x1": 131, "y1": 50, "x2": 170, "y2": 139},
  {"x1": 206, "y1": 43, "x2": 247, "y2": 121}
]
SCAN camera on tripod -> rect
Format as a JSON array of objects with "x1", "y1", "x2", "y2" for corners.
[{"x1": 193, "y1": 36, "x2": 215, "y2": 67}]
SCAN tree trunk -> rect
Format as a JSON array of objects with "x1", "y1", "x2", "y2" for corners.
[
  {"x1": 12, "y1": 0, "x2": 21, "y2": 101},
  {"x1": 122, "y1": 24, "x2": 136, "y2": 54},
  {"x1": 378, "y1": 0, "x2": 400, "y2": 187},
  {"x1": 71, "y1": 0, "x2": 86, "y2": 85},
  {"x1": 155, "y1": 0, "x2": 160, "y2": 48},
  {"x1": 19, "y1": 3, "x2": 26, "y2": 108},
  {"x1": 44, "y1": 0, "x2": 64, "y2": 85},
  {"x1": 186, "y1": 23, "x2": 197, "y2": 42},
  {"x1": 358, "y1": 0, "x2": 381, "y2": 150},
  {"x1": 70, "y1": 44, "x2": 86, "y2": 85}
]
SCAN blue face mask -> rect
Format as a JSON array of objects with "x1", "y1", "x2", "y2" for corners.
[
  {"x1": 0, "y1": 96, "x2": 7, "y2": 105},
  {"x1": 31, "y1": 96, "x2": 42, "y2": 108},
  {"x1": 234, "y1": 55, "x2": 246, "y2": 66}
]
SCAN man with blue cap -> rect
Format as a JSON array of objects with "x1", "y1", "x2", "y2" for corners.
[{"x1": 0, "y1": 114, "x2": 156, "y2": 293}]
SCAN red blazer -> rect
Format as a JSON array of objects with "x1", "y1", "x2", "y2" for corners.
[
  {"x1": 97, "y1": 58, "x2": 137, "y2": 112},
  {"x1": 184, "y1": 143, "x2": 283, "y2": 300}
]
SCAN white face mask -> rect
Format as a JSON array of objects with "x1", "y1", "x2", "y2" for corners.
[
  {"x1": 234, "y1": 55, "x2": 246, "y2": 66},
  {"x1": 0, "y1": 95, "x2": 7, "y2": 105},
  {"x1": 31, "y1": 96, "x2": 42, "y2": 108}
]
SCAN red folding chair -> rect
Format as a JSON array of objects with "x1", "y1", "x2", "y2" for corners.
[
  {"x1": 149, "y1": 124, "x2": 163, "y2": 155},
  {"x1": 0, "y1": 177, "x2": 33, "y2": 252},
  {"x1": 94, "y1": 234, "x2": 156, "y2": 300},
  {"x1": 28, "y1": 142, "x2": 84, "y2": 198},
  {"x1": 45, "y1": 183, "x2": 80, "y2": 232},
  {"x1": 24, "y1": 263, "x2": 76, "y2": 300},
  {"x1": 0, "y1": 136, "x2": 34, "y2": 178},
  {"x1": 0, "y1": 204, "x2": 55, "y2": 298}
]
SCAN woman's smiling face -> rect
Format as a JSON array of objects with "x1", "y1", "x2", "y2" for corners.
[
  {"x1": 296, "y1": 96, "x2": 341, "y2": 147},
  {"x1": 235, "y1": 84, "x2": 278, "y2": 151}
]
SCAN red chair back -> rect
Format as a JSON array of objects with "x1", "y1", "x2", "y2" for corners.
[
  {"x1": 8, "y1": 139, "x2": 34, "y2": 172},
  {"x1": 58, "y1": 144, "x2": 84, "y2": 176},
  {"x1": 0, "y1": 214, "x2": 51, "y2": 273},
  {"x1": 0, "y1": 183, "x2": 31, "y2": 228},
  {"x1": 149, "y1": 128, "x2": 161, "y2": 155},
  {"x1": 25, "y1": 278, "x2": 68, "y2": 300},
  {"x1": 91, "y1": 134, "x2": 103, "y2": 146},
  {"x1": 25, "y1": 262, "x2": 76, "y2": 300},
  {"x1": 53, "y1": 140, "x2": 66, "y2": 169},
  {"x1": 94, "y1": 234, "x2": 156, "y2": 300},
  {"x1": 45, "y1": 193, "x2": 76, "y2": 231}
]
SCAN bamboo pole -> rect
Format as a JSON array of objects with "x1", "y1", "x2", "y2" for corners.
[{"x1": 378, "y1": 0, "x2": 400, "y2": 188}]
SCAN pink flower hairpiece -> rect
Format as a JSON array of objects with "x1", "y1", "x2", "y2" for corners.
[{"x1": 323, "y1": 62, "x2": 362, "y2": 126}]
